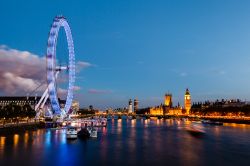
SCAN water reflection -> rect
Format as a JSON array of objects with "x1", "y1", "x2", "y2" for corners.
[
  {"x1": 0, "y1": 137, "x2": 6, "y2": 156},
  {"x1": 13, "y1": 134, "x2": 19, "y2": 147},
  {"x1": 24, "y1": 132, "x2": 29, "y2": 149},
  {"x1": 45, "y1": 130, "x2": 51, "y2": 147},
  {"x1": 117, "y1": 119, "x2": 122, "y2": 134},
  {"x1": 131, "y1": 119, "x2": 136, "y2": 128},
  {"x1": 0, "y1": 119, "x2": 249, "y2": 166},
  {"x1": 144, "y1": 119, "x2": 149, "y2": 127},
  {"x1": 223, "y1": 123, "x2": 250, "y2": 130}
]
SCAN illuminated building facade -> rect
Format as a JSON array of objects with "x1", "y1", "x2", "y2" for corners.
[
  {"x1": 168, "y1": 108, "x2": 182, "y2": 115},
  {"x1": 184, "y1": 88, "x2": 191, "y2": 114},
  {"x1": 71, "y1": 100, "x2": 80, "y2": 113},
  {"x1": 0, "y1": 96, "x2": 40, "y2": 108},
  {"x1": 164, "y1": 93, "x2": 172, "y2": 107},
  {"x1": 149, "y1": 93, "x2": 182, "y2": 115},
  {"x1": 134, "y1": 99, "x2": 139, "y2": 113},
  {"x1": 128, "y1": 99, "x2": 133, "y2": 113},
  {"x1": 0, "y1": 96, "x2": 65, "y2": 110},
  {"x1": 149, "y1": 106, "x2": 164, "y2": 115}
]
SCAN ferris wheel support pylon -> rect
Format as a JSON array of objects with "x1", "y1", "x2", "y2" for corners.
[
  {"x1": 35, "y1": 70, "x2": 62, "y2": 118},
  {"x1": 35, "y1": 87, "x2": 49, "y2": 112}
]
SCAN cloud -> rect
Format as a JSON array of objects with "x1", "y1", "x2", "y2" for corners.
[
  {"x1": 0, "y1": 45, "x2": 46, "y2": 95},
  {"x1": 57, "y1": 88, "x2": 68, "y2": 96},
  {"x1": 77, "y1": 61, "x2": 93, "y2": 68},
  {"x1": 88, "y1": 89, "x2": 113, "y2": 94},
  {"x1": 218, "y1": 70, "x2": 226, "y2": 75},
  {"x1": 57, "y1": 86, "x2": 81, "y2": 98},
  {"x1": 1, "y1": 72, "x2": 42, "y2": 94},
  {"x1": 0, "y1": 45, "x2": 89, "y2": 96},
  {"x1": 180, "y1": 72, "x2": 187, "y2": 77},
  {"x1": 73, "y1": 86, "x2": 81, "y2": 91},
  {"x1": 209, "y1": 67, "x2": 227, "y2": 76},
  {"x1": 76, "y1": 61, "x2": 95, "y2": 73}
]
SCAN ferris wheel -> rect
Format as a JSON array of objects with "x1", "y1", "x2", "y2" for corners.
[
  {"x1": 34, "y1": 16, "x2": 75, "y2": 118},
  {"x1": 46, "y1": 15, "x2": 75, "y2": 115}
]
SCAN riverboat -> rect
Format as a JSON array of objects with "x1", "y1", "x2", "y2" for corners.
[
  {"x1": 87, "y1": 127, "x2": 98, "y2": 138},
  {"x1": 185, "y1": 124, "x2": 205, "y2": 136},
  {"x1": 66, "y1": 126, "x2": 78, "y2": 139}
]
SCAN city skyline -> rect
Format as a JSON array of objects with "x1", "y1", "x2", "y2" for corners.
[{"x1": 1, "y1": 0, "x2": 250, "y2": 109}]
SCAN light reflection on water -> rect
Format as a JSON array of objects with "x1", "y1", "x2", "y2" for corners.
[
  {"x1": 0, "y1": 119, "x2": 249, "y2": 166},
  {"x1": 0, "y1": 137, "x2": 5, "y2": 156}
]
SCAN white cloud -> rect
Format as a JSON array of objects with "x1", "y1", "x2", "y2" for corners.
[
  {"x1": 76, "y1": 61, "x2": 95, "y2": 73},
  {"x1": 73, "y1": 86, "x2": 81, "y2": 91},
  {"x1": 0, "y1": 45, "x2": 89, "y2": 96},
  {"x1": 0, "y1": 45, "x2": 46, "y2": 95},
  {"x1": 77, "y1": 61, "x2": 92, "y2": 68}
]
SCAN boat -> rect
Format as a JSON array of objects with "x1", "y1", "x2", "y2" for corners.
[
  {"x1": 77, "y1": 127, "x2": 90, "y2": 138},
  {"x1": 107, "y1": 116, "x2": 112, "y2": 121},
  {"x1": 87, "y1": 127, "x2": 98, "y2": 138},
  {"x1": 158, "y1": 116, "x2": 162, "y2": 119},
  {"x1": 185, "y1": 124, "x2": 205, "y2": 136},
  {"x1": 66, "y1": 126, "x2": 78, "y2": 139},
  {"x1": 90, "y1": 128, "x2": 97, "y2": 138},
  {"x1": 201, "y1": 120, "x2": 223, "y2": 126}
]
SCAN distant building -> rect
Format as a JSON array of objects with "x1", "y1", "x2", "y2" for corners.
[
  {"x1": 134, "y1": 98, "x2": 139, "y2": 113},
  {"x1": 150, "y1": 106, "x2": 164, "y2": 115},
  {"x1": 149, "y1": 93, "x2": 182, "y2": 116},
  {"x1": 164, "y1": 93, "x2": 172, "y2": 107},
  {"x1": 0, "y1": 96, "x2": 41, "y2": 108},
  {"x1": 0, "y1": 96, "x2": 66, "y2": 110},
  {"x1": 106, "y1": 108, "x2": 113, "y2": 114},
  {"x1": 71, "y1": 100, "x2": 80, "y2": 113},
  {"x1": 184, "y1": 89, "x2": 191, "y2": 114},
  {"x1": 128, "y1": 99, "x2": 133, "y2": 113},
  {"x1": 222, "y1": 99, "x2": 246, "y2": 108},
  {"x1": 168, "y1": 107, "x2": 182, "y2": 115}
]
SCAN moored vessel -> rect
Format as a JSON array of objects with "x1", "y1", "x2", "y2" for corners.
[{"x1": 66, "y1": 126, "x2": 78, "y2": 139}]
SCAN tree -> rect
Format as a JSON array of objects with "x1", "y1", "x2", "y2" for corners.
[
  {"x1": 0, "y1": 106, "x2": 3, "y2": 118},
  {"x1": 89, "y1": 105, "x2": 93, "y2": 111},
  {"x1": 24, "y1": 104, "x2": 36, "y2": 118}
]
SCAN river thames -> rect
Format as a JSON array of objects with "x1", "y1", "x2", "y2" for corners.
[{"x1": 0, "y1": 118, "x2": 250, "y2": 166}]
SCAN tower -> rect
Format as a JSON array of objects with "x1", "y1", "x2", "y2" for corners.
[
  {"x1": 184, "y1": 88, "x2": 191, "y2": 114},
  {"x1": 164, "y1": 93, "x2": 172, "y2": 107},
  {"x1": 128, "y1": 99, "x2": 133, "y2": 113},
  {"x1": 134, "y1": 99, "x2": 139, "y2": 113}
]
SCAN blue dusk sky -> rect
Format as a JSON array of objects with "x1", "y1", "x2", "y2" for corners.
[{"x1": 1, "y1": 0, "x2": 250, "y2": 109}]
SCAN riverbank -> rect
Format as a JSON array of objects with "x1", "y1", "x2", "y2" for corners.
[
  {"x1": 0, "y1": 122, "x2": 45, "y2": 135},
  {"x1": 136, "y1": 115, "x2": 250, "y2": 124},
  {"x1": 201, "y1": 117, "x2": 250, "y2": 124}
]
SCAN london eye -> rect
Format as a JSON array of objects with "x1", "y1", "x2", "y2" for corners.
[{"x1": 46, "y1": 15, "x2": 75, "y2": 116}]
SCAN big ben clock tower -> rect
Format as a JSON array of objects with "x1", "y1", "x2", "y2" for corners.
[{"x1": 184, "y1": 88, "x2": 191, "y2": 114}]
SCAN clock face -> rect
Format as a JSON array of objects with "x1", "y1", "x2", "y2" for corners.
[{"x1": 186, "y1": 96, "x2": 190, "y2": 100}]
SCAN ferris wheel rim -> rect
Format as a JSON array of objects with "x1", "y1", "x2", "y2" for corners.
[{"x1": 46, "y1": 16, "x2": 75, "y2": 115}]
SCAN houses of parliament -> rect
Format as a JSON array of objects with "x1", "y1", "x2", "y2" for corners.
[{"x1": 149, "y1": 89, "x2": 191, "y2": 115}]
